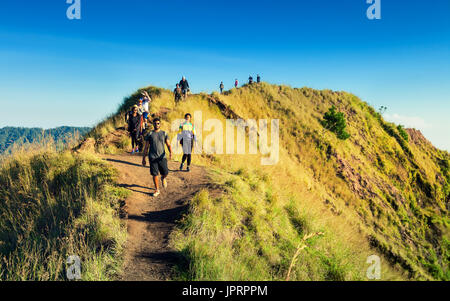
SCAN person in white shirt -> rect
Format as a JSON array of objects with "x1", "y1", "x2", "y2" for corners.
[{"x1": 141, "y1": 90, "x2": 152, "y2": 113}]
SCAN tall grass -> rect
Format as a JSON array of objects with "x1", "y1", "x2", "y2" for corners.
[
  {"x1": 170, "y1": 162, "x2": 403, "y2": 281},
  {"x1": 0, "y1": 145, "x2": 128, "y2": 280}
]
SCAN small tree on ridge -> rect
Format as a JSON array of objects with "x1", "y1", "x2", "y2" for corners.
[{"x1": 321, "y1": 106, "x2": 351, "y2": 140}]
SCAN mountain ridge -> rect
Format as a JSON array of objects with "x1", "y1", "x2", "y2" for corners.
[
  {"x1": 1, "y1": 82, "x2": 448, "y2": 280},
  {"x1": 82, "y1": 82, "x2": 448, "y2": 280}
]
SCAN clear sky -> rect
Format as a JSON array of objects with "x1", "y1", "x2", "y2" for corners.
[{"x1": 0, "y1": 0, "x2": 449, "y2": 150}]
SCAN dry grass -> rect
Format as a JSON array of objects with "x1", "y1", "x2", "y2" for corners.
[{"x1": 0, "y1": 145, "x2": 129, "y2": 280}]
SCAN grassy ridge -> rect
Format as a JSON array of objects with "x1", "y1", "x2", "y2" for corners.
[
  {"x1": 213, "y1": 83, "x2": 449, "y2": 280},
  {"x1": 58, "y1": 83, "x2": 449, "y2": 280},
  {"x1": 132, "y1": 87, "x2": 403, "y2": 280},
  {"x1": 0, "y1": 147, "x2": 128, "y2": 280}
]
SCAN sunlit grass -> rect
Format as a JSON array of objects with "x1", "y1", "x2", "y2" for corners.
[{"x1": 0, "y1": 145, "x2": 129, "y2": 280}]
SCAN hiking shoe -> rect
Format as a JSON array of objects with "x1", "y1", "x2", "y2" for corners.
[
  {"x1": 186, "y1": 166, "x2": 190, "y2": 172},
  {"x1": 153, "y1": 190, "x2": 160, "y2": 197},
  {"x1": 180, "y1": 163, "x2": 184, "y2": 171},
  {"x1": 162, "y1": 178, "x2": 168, "y2": 189}
]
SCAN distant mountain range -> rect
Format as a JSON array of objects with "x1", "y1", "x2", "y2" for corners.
[{"x1": 0, "y1": 126, "x2": 91, "y2": 154}]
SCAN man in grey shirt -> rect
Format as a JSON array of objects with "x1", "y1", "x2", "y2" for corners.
[{"x1": 142, "y1": 118, "x2": 173, "y2": 197}]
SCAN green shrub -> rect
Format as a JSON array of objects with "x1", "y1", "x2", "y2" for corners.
[
  {"x1": 397, "y1": 125, "x2": 409, "y2": 141},
  {"x1": 321, "y1": 106, "x2": 350, "y2": 140}
]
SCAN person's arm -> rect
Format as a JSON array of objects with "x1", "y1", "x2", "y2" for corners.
[
  {"x1": 165, "y1": 137, "x2": 173, "y2": 160},
  {"x1": 142, "y1": 140, "x2": 150, "y2": 166},
  {"x1": 142, "y1": 91, "x2": 152, "y2": 103}
]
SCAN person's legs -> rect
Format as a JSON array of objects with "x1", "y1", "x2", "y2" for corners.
[
  {"x1": 150, "y1": 160, "x2": 161, "y2": 196},
  {"x1": 161, "y1": 174, "x2": 168, "y2": 188},
  {"x1": 153, "y1": 175, "x2": 160, "y2": 191},
  {"x1": 184, "y1": 154, "x2": 191, "y2": 171},
  {"x1": 131, "y1": 134, "x2": 137, "y2": 152},
  {"x1": 183, "y1": 138, "x2": 192, "y2": 170},
  {"x1": 159, "y1": 159, "x2": 169, "y2": 188},
  {"x1": 135, "y1": 132, "x2": 141, "y2": 152},
  {"x1": 180, "y1": 153, "x2": 187, "y2": 169}
]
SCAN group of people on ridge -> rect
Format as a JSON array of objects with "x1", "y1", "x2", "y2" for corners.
[
  {"x1": 138, "y1": 112, "x2": 196, "y2": 197},
  {"x1": 126, "y1": 74, "x2": 260, "y2": 197},
  {"x1": 174, "y1": 76, "x2": 190, "y2": 102},
  {"x1": 124, "y1": 77, "x2": 196, "y2": 197},
  {"x1": 219, "y1": 75, "x2": 261, "y2": 93},
  {"x1": 125, "y1": 90, "x2": 152, "y2": 154},
  {"x1": 248, "y1": 74, "x2": 261, "y2": 85}
]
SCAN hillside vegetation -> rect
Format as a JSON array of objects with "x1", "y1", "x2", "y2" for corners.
[
  {"x1": 85, "y1": 83, "x2": 448, "y2": 280},
  {"x1": 0, "y1": 144, "x2": 128, "y2": 280},
  {"x1": 1, "y1": 82, "x2": 447, "y2": 280}
]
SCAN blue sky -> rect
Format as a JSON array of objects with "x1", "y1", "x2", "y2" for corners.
[{"x1": 0, "y1": 0, "x2": 449, "y2": 150}]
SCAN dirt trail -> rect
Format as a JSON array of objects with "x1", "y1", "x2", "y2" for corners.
[{"x1": 101, "y1": 153, "x2": 211, "y2": 281}]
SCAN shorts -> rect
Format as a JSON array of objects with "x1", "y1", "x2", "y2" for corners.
[{"x1": 149, "y1": 157, "x2": 169, "y2": 177}]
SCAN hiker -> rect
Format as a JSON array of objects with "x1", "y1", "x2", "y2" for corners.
[
  {"x1": 140, "y1": 112, "x2": 150, "y2": 133},
  {"x1": 142, "y1": 118, "x2": 173, "y2": 197},
  {"x1": 220, "y1": 82, "x2": 224, "y2": 94},
  {"x1": 141, "y1": 90, "x2": 152, "y2": 112},
  {"x1": 179, "y1": 113, "x2": 196, "y2": 172},
  {"x1": 141, "y1": 114, "x2": 152, "y2": 137},
  {"x1": 138, "y1": 112, "x2": 151, "y2": 152},
  {"x1": 248, "y1": 76, "x2": 253, "y2": 84},
  {"x1": 136, "y1": 99, "x2": 145, "y2": 115},
  {"x1": 174, "y1": 83, "x2": 182, "y2": 102},
  {"x1": 257, "y1": 74, "x2": 261, "y2": 83},
  {"x1": 235, "y1": 79, "x2": 238, "y2": 88},
  {"x1": 127, "y1": 105, "x2": 142, "y2": 154},
  {"x1": 179, "y1": 76, "x2": 190, "y2": 100}
]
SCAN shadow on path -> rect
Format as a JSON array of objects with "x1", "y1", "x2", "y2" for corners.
[
  {"x1": 118, "y1": 183, "x2": 155, "y2": 196},
  {"x1": 138, "y1": 251, "x2": 186, "y2": 265},
  {"x1": 104, "y1": 158, "x2": 146, "y2": 168},
  {"x1": 128, "y1": 205, "x2": 189, "y2": 224}
]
